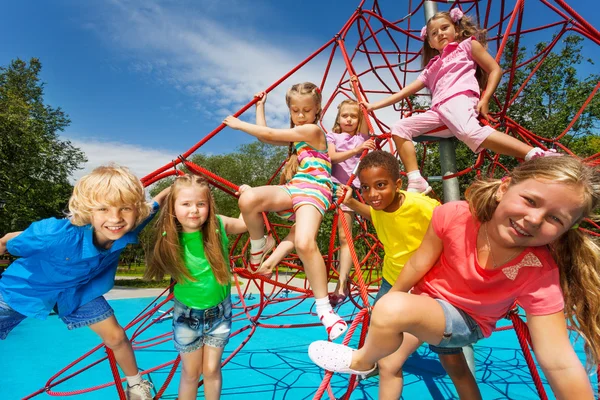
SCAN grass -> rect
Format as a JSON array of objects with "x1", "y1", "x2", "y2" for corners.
[{"x1": 114, "y1": 278, "x2": 171, "y2": 288}]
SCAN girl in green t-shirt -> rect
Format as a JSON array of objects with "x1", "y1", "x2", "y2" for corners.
[{"x1": 145, "y1": 175, "x2": 247, "y2": 400}]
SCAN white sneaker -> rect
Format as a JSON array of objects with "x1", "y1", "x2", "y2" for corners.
[{"x1": 126, "y1": 379, "x2": 153, "y2": 400}]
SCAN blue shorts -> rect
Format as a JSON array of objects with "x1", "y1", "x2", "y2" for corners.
[
  {"x1": 373, "y1": 278, "x2": 393, "y2": 305},
  {"x1": 428, "y1": 299, "x2": 484, "y2": 355},
  {"x1": 0, "y1": 292, "x2": 114, "y2": 339},
  {"x1": 172, "y1": 296, "x2": 232, "y2": 352}
]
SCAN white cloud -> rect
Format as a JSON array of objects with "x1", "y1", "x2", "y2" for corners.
[{"x1": 67, "y1": 137, "x2": 175, "y2": 183}]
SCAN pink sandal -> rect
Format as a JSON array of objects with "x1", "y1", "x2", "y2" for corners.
[{"x1": 308, "y1": 341, "x2": 377, "y2": 379}]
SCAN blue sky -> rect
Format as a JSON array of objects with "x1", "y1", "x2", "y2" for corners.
[{"x1": 1, "y1": 0, "x2": 598, "y2": 181}]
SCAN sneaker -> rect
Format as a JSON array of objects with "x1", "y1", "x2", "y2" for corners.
[
  {"x1": 524, "y1": 147, "x2": 562, "y2": 161},
  {"x1": 407, "y1": 177, "x2": 432, "y2": 194},
  {"x1": 126, "y1": 379, "x2": 153, "y2": 400},
  {"x1": 249, "y1": 235, "x2": 276, "y2": 272}
]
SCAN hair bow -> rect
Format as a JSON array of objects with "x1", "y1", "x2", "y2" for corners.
[
  {"x1": 450, "y1": 8, "x2": 464, "y2": 22},
  {"x1": 420, "y1": 26, "x2": 427, "y2": 39}
]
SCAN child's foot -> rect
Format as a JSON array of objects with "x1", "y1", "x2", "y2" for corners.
[
  {"x1": 524, "y1": 147, "x2": 562, "y2": 161},
  {"x1": 125, "y1": 379, "x2": 153, "y2": 400},
  {"x1": 329, "y1": 282, "x2": 349, "y2": 306},
  {"x1": 249, "y1": 235, "x2": 276, "y2": 272},
  {"x1": 308, "y1": 341, "x2": 377, "y2": 379},
  {"x1": 319, "y1": 310, "x2": 347, "y2": 340},
  {"x1": 255, "y1": 258, "x2": 275, "y2": 279},
  {"x1": 407, "y1": 176, "x2": 432, "y2": 194}
]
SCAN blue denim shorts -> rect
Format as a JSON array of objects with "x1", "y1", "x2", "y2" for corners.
[
  {"x1": 373, "y1": 278, "x2": 393, "y2": 305},
  {"x1": 172, "y1": 295, "x2": 232, "y2": 352},
  {"x1": 0, "y1": 292, "x2": 114, "y2": 339},
  {"x1": 428, "y1": 299, "x2": 484, "y2": 355}
]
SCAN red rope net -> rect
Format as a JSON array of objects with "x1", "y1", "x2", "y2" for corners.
[{"x1": 25, "y1": 0, "x2": 599, "y2": 399}]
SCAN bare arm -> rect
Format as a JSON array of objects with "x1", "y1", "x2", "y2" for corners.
[
  {"x1": 0, "y1": 232, "x2": 22, "y2": 254},
  {"x1": 471, "y1": 40, "x2": 502, "y2": 119},
  {"x1": 527, "y1": 311, "x2": 594, "y2": 399},
  {"x1": 255, "y1": 91, "x2": 267, "y2": 127},
  {"x1": 223, "y1": 117, "x2": 325, "y2": 149},
  {"x1": 219, "y1": 214, "x2": 248, "y2": 235},
  {"x1": 152, "y1": 187, "x2": 171, "y2": 208},
  {"x1": 328, "y1": 139, "x2": 376, "y2": 164},
  {"x1": 391, "y1": 222, "x2": 442, "y2": 292},
  {"x1": 364, "y1": 80, "x2": 426, "y2": 111},
  {"x1": 336, "y1": 185, "x2": 371, "y2": 220}
]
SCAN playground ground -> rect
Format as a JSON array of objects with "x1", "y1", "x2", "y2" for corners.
[{"x1": 1, "y1": 282, "x2": 597, "y2": 400}]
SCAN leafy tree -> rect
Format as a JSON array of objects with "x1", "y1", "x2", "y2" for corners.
[{"x1": 0, "y1": 58, "x2": 86, "y2": 233}]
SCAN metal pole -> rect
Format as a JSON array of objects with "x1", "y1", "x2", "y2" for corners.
[{"x1": 423, "y1": 1, "x2": 476, "y2": 375}]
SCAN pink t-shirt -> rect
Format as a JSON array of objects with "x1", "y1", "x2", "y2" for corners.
[
  {"x1": 412, "y1": 201, "x2": 564, "y2": 337},
  {"x1": 417, "y1": 37, "x2": 480, "y2": 107},
  {"x1": 326, "y1": 131, "x2": 368, "y2": 188}
]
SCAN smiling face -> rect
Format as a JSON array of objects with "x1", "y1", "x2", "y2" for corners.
[
  {"x1": 91, "y1": 203, "x2": 138, "y2": 249},
  {"x1": 427, "y1": 16, "x2": 457, "y2": 51},
  {"x1": 358, "y1": 166, "x2": 403, "y2": 212},
  {"x1": 289, "y1": 94, "x2": 319, "y2": 126},
  {"x1": 337, "y1": 103, "x2": 360, "y2": 135},
  {"x1": 174, "y1": 185, "x2": 211, "y2": 233},
  {"x1": 490, "y1": 178, "x2": 585, "y2": 248}
]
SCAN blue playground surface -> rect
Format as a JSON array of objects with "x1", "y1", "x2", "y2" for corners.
[{"x1": 1, "y1": 294, "x2": 597, "y2": 399}]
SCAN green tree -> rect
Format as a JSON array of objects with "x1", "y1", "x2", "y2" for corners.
[{"x1": 0, "y1": 58, "x2": 86, "y2": 233}]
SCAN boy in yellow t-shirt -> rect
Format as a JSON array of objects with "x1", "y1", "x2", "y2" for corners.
[{"x1": 337, "y1": 150, "x2": 480, "y2": 400}]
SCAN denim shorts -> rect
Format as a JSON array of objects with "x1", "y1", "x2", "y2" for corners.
[
  {"x1": 429, "y1": 299, "x2": 484, "y2": 355},
  {"x1": 373, "y1": 278, "x2": 393, "y2": 305},
  {"x1": 172, "y1": 295, "x2": 232, "y2": 352},
  {"x1": 0, "y1": 292, "x2": 114, "y2": 339}
]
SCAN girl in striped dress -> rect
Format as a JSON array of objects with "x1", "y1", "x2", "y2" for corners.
[{"x1": 223, "y1": 82, "x2": 347, "y2": 341}]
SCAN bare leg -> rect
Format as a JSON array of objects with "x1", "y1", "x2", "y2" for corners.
[
  {"x1": 392, "y1": 136, "x2": 419, "y2": 173},
  {"x1": 480, "y1": 131, "x2": 532, "y2": 158},
  {"x1": 238, "y1": 186, "x2": 293, "y2": 240},
  {"x1": 202, "y1": 346, "x2": 226, "y2": 400},
  {"x1": 258, "y1": 225, "x2": 296, "y2": 275},
  {"x1": 89, "y1": 316, "x2": 138, "y2": 376},
  {"x1": 378, "y1": 333, "x2": 422, "y2": 400},
  {"x1": 333, "y1": 211, "x2": 354, "y2": 299},
  {"x1": 439, "y1": 353, "x2": 482, "y2": 400},
  {"x1": 293, "y1": 205, "x2": 328, "y2": 299},
  {"x1": 178, "y1": 347, "x2": 204, "y2": 400},
  {"x1": 350, "y1": 292, "x2": 446, "y2": 371}
]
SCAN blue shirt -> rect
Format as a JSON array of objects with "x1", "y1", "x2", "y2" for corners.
[{"x1": 0, "y1": 202, "x2": 159, "y2": 319}]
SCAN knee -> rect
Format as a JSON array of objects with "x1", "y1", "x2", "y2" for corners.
[
  {"x1": 202, "y1": 363, "x2": 222, "y2": 381},
  {"x1": 371, "y1": 294, "x2": 410, "y2": 329},
  {"x1": 238, "y1": 190, "x2": 259, "y2": 212},
  {"x1": 295, "y1": 238, "x2": 317, "y2": 257},
  {"x1": 181, "y1": 363, "x2": 202, "y2": 382},
  {"x1": 101, "y1": 326, "x2": 128, "y2": 349},
  {"x1": 378, "y1": 359, "x2": 403, "y2": 378}
]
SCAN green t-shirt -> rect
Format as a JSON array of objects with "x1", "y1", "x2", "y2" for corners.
[{"x1": 173, "y1": 217, "x2": 231, "y2": 309}]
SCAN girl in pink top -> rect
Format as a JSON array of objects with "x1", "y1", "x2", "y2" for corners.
[
  {"x1": 309, "y1": 156, "x2": 600, "y2": 398},
  {"x1": 326, "y1": 99, "x2": 375, "y2": 304},
  {"x1": 362, "y1": 9, "x2": 559, "y2": 194}
]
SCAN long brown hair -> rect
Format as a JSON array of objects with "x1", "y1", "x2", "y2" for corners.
[
  {"x1": 466, "y1": 156, "x2": 600, "y2": 368},
  {"x1": 280, "y1": 82, "x2": 323, "y2": 184},
  {"x1": 422, "y1": 11, "x2": 489, "y2": 89},
  {"x1": 145, "y1": 175, "x2": 230, "y2": 285}
]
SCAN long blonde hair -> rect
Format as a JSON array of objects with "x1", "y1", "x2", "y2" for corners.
[
  {"x1": 422, "y1": 11, "x2": 488, "y2": 89},
  {"x1": 466, "y1": 156, "x2": 600, "y2": 367},
  {"x1": 280, "y1": 82, "x2": 323, "y2": 184},
  {"x1": 145, "y1": 175, "x2": 230, "y2": 285}
]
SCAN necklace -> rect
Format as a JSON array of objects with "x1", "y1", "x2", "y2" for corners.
[{"x1": 483, "y1": 223, "x2": 521, "y2": 269}]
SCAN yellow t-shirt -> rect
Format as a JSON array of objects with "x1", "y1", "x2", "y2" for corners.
[{"x1": 370, "y1": 191, "x2": 440, "y2": 286}]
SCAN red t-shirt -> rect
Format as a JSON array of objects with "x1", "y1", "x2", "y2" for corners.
[{"x1": 412, "y1": 201, "x2": 565, "y2": 337}]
